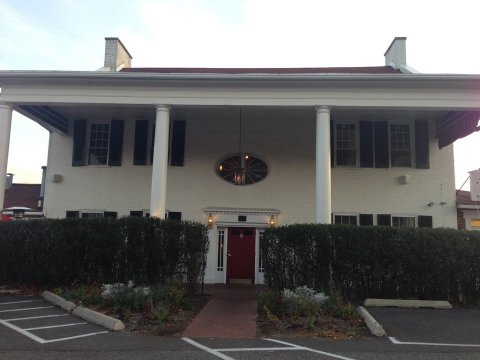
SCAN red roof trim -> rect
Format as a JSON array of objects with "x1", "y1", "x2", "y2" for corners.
[
  {"x1": 121, "y1": 66, "x2": 401, "y2": 75},
  {"x1": 457, "y1": 190, "x2": 480, "y2": 206}
]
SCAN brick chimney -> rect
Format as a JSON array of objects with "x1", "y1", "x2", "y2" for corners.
[
  {"x1": 384, "y1": 37, "x2": 407, "y2": 70},
  {"x1": 103, "y1": 37, "x2": 132, "y2": 71}
]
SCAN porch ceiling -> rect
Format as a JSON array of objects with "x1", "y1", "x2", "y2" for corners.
[{"x1": 12, "y1": 103, "x2": 479, "y2": 148}]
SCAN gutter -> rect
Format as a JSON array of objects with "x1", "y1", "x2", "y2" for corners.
[{"x1": 1, "y1": 70, "x2": 480, "y2": 84}]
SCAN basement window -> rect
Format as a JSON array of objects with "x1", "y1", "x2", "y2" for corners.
[{"x1": 392, "y1": 216, "x2": 416, "y2": 228}]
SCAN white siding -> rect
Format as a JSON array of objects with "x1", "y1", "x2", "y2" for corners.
[{"x1": 43, "y1": 107, "x2": 456, "y2": 228}]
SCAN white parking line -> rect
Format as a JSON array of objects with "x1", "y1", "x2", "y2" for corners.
[
  {"x1": 0, "y1": 319, "x2": 46, "y2": 344},
  {"x1": 0, "y1": 297, "x2": 109, "y2": 344},
  {"x1": 217, "y1": 347, "x2": 299, "y2": 352},
  {"x1": 41, "y1": 331, "x2": 109, "y2": 344},
  {"x1": 182, "y1": 337, "x2": 357, "y2": 360},
  {"x1": 389, "y1": 336, "x2": 480, "y2": 348},
  {"x1": 265, "y1": 338, "x2": 357, "y2": 360},
  {"x1": 0, "y1": 306, "x2": 53, "y2": 313},
  {"x1": 0, "y1": 300, "x2": 43, "y2": 306},
  {"x1": 6, "y1": 314, "x2": 69, "y2": 321},
  {"x1": 24, "y1": 322, "x2": 87, "y2": 331},
  {"x1": 182, "y1": 337, "x2": 235, "y2": 360},
  {"x1": 0, "y1": 317, "x2": 108, "y2": 344}
]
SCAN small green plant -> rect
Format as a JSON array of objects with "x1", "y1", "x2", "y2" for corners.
[
  {"x1": 306, "y1": 314, "x2": 317, "y2": 330},
  {"x1": 151, "y1": 303, "x2": 169, "y2": 324},
  {"x1": 150, "y1": 285, "x2": 191, "y2": 311},
  {"x1": 322, "y1": 294, "x2": 359, "y2": 319},
  {"x1": 257, "y1": 289, "x2": 281, "y2": 314}
]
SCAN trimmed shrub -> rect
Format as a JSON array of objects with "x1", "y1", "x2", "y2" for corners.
[
  {"x1": 0, "y1": 217, "x2": 209, "y2": 290},
  {"x1": 262, "y1": 224, "x2": 480, "y2": 304}
]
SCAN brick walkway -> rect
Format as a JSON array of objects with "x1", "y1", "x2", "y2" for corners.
[{"x1": 182, "y1": 284, "x2": 258, "y2": 338}]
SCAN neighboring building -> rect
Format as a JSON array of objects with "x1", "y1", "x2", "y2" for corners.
[
  {"x1": 2, "y1": 169, "x2": 45, "y2": 219},
  {"x1": 457, "y1": 190, "x2": 480, "y2": 231},
  {"x1": 0, "y1": 37, "x2": 479, "y2": 284}
]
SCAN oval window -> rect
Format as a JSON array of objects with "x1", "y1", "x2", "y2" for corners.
[{"x1": 216, "y1": 153, "x2": 268, "y2": 185}]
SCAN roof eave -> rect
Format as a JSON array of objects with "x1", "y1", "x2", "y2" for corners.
[{"x1": 1, "y1": 70, "x2": 480, "y2": 83}]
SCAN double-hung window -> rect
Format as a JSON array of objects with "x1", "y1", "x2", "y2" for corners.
[
  {"x1": 88, "y1": 123, "x2": 110, "y2": 165},
  {"x1": 390, "y1": 124, "x2": 412, "y2": 167},
  {"x1": 72, "y1": 119, "x2": 124, "y2": 167},
  {"x1": 335, "y1": 123, "x2": 356, "y2": 166}
]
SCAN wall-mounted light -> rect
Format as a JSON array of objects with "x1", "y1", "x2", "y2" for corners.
[
  {"x1": 428, "y1": 201, "x2": 447, "y2": 207},
  {"x1": 207, "y1": 214, "x2": 214, "y2": 229},
  {"x1": 269, "y1": 214, "x2": 276, "y2": 227}
]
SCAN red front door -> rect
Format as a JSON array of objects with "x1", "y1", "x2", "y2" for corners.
[{"x1": 227, "y1": 227, "x2": 255, "y2": 284}]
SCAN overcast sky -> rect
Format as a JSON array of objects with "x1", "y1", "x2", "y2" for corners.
[{"x1": 1, "y1": 0, "x2": 479, "y2": 189}]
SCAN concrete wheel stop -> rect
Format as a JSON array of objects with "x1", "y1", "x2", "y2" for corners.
[
  {"x1": 363, "y1": 298, "x2": 452, "y2": 309},
  {"x1": 42, "y1": 290, "x2": 125, "y2": 331}
]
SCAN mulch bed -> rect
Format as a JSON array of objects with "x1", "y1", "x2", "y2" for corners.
[
  {"x1": 120, "y1": 295, "x2": 210, "y2": 336},
  {"x1": 257, "y1": 310, "x2": 371, "y2": 339}
]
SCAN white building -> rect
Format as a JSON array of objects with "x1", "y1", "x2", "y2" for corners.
[{"x1": 1, "y1": 37, "x2": 479, "y2": 284}]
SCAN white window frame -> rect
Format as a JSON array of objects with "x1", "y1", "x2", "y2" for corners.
[
  {"x1": 217, "y1": 229, "x2": 225, "y2": 272},
  {"x1": 332, "y1": 119, "x2": 418, "y2": 169},
  {"x1": 87, "y1": 120, "x2": 111, "y2": 166},
  {"x1": 79, "y1": 210, "x2": 105, "y2": 218},
  {"x1": 258, "y1": 230, "x2": 265, "y2": 273},
  {"x1": 389, "y1": 121, "x2": 414, "y2": 168},
  {"x1": 334, "y1": 121, "x2": 358, "y2": 167},
  {"x1": 391, "y1": 214, "x2": 417, "y2": 228},
  {"x1": 333, "y1": 213, "x2": 359, "y2": 225}
]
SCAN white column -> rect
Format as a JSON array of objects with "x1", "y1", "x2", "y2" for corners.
[
  {"x1": 0, "y1": 103, "x2": 13, "y2": 211},
  {"x1": 315, "y1": 106, "x2": 332, "y2": 223},
  {"x1": 149, "y1": 105, "x2": 170, "y2": 218}
]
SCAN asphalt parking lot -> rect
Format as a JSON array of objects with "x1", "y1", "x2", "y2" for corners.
[
  {"x1": 2, "y1": 294, "x2": 480, "y2": 359},
  {"x1": 0, "y1": 295, "x2": 107, "y2": 344},
  {"x1": 367, "y1": 306, "x2": 480, "y2": 347}
]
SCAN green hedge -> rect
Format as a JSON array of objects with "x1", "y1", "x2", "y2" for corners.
[
  {"x1": 0, "y1": 217, "x2": 209, "y2": 290},
  {"x1": 262, "y1": 224, "x2": 480, "y2": 304}
]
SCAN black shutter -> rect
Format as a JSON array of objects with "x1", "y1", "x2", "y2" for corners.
[
  {"x1": 133, "y1": 120, "x2": 148, "y2": 165},
  {"x1": 150, "y1": 124, "x2": 155, "y2": 165},
  {"x1": 108, "y1": 120, "x2": 124, "y2": 166},
  {"x1": 330, "y1": 120, "x2": 335, "y2": 167},
  {"x1": 170, "y1": 120, "x2": 186, "y2": 166},
  {"x1": 66, "y1": 211, "x2": 79, "y2": 218},
  {"x1": 377, "y1": 214, "x2": 391, "y2": 226},
  {"x1": 359, "y1": 121, "x2": 374, "y2": 167},
  {"x1": 374, "y1": 121, "x2": 389, "y2": 168},
  {"x1": 415, "y1": 120, "x2": 430, "y2": 169},
  {"x1": 359, "y1": 214, "x2": 374, "y2": 226},
  {"x1": 418, "y1": 215, "x2": 433, "y2": 228},
  {"x1": 72, "y1": 119, "x2": 86, "y2": 166}
]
